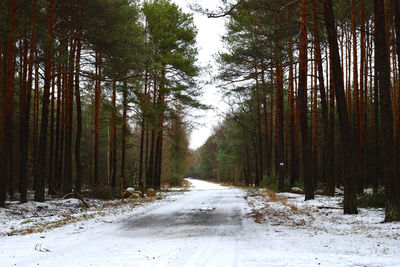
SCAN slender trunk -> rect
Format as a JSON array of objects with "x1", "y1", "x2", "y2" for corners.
[
  {"x1": 323, "y1": 0, "x2": 357, "y2": 214},
  {"x1": 0, "y1": 33, "x2": 3, "y2": 205},
  {"x1": 359, "y1": 0, "x2": 367, "y2": 192},
  {"x1": 147, "y1": 73, "x2": 157, "y2": 188},
  {"x1": 20, "y1": 1, "x2": 36, "y2": 202},
  {"x1": 54, "y1": 56, "x2": 63, "y2": 191},
  {"x1": 34, "y1": 0, "x2": 56, "y2": 202},
  {"x1": 18, "y1": 38, "x2": 27, "y2": 201},
  {"x1": 1, "y1": 0, "x2": 18, "y2": 207},
  {"x1": 48, "y1": 65, "x2": 55, "y2": 195},
  {"x1": 328, "y1": 53, "x2": 336, "y2": 195},
  {"x1": 154, "y1": 70, "x2": 165, "y2": 189},
  {"x1": 312, "y1": 0, "x2": 330, "y2": 192},
  {"x1": 275, "y1": 62, "x2": 285, "y2": 192},
  {"x1": 392, "y1": 0, "x2": 400, "y2": 190},
  {"x1": 93, "y1": 51, "x2": 102, "y2": 185},
  {"x1": 75, "y1": 33, "x2": 83, "y2": 193},
  {"x1": 298, "y1": 0, "x2": 314, "y2": 200},
  {"x1": 261, "y1": 69, "x2": 271, "y2": 176},
  {"x1": 33, "y1": 53, "x2": 39, "y2": 190},
  {"x1": 288, "y1": 43, "x2": 298, "y2": 187},
  {"x1": 351, "y1": 0, "x2": 362, "y2": 193},
  {"x1": 138, "y1": 71, "x2": 148, "y2": 189},
  {"x1": 110, "y1": 82, "x2": 117, "y2": 188},
  {"x1": 373, "y1": 47, "x2": 381, "y2": 193},
  {"x1": 255, "y1": 68, "x2": 263, "y2": 186},
  {"x1": 63, "y1": 39, "x2": 75, "y2": 194},
  {"x1": 374, "y1": 0, "x2": 400, "y2": 221},
  {"x1": 120, "y1": 82, "x2": 127, "y2": 189},
  {"x1": 242, "y1": 127, "x2": 251, "y2": 186}
]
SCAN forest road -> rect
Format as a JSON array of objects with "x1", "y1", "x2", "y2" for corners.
[
  {"x1": 3, "y1": 178, "x2": 396, "y2": 267},
  {"x1": 120, "y1": 178, "x2": 250, "y2": 266}
]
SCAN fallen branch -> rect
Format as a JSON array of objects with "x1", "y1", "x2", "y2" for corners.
[
  {"x1": 35, "y1": 244, "x2": 51, "y2": 252},
  {"x1": 62, "y1": 191, "x2": 90, "y2": 208},
  {"x1": 74, "y1": 190, "x2": 90, "y2": 208},
  {"x1": 316, "y1": 206, "x2": 342, "y2": 210}
]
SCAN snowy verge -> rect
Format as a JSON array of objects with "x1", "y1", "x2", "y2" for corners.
[
  {"x1": 246, "y1": 189, "x2": 400, "y2": 236},
  {"x1": 245, "y1": 189, "x2": 400, "y2": 258},
  {"x1": 0, "y1": 188, "x2": 186, "y2": 236}
]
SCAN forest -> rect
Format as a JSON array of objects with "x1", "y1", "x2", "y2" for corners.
[
  {"x1": 1, "y1": 0, "x2": 400, "y2": 224},
  {"x1": 1, "y1": 0, "x2": 400, "y2": 265},
  {"x1": 189, "y1": 0, "x2": 400, "y2": 222},
  {"x1": 0, "y1": 0, "x2": 200, "y2": 207}
]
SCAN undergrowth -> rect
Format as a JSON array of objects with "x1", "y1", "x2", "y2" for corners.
[
  {"x1": 357, "y1": 192, "x2": 385, "y2": 208},
  {"x1": 90, "y1": 186, "x2": 120, "y2": 200}
]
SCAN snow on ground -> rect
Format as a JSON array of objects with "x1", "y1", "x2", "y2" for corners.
[
  {"x1": 0, "y1": 179, "x2": 399, "y2": 267},
  {"x1": 0, "y1": 189, "x2": 182, "y2": 236}
]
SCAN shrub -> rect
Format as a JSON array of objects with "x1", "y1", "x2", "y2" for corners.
[
  {"x1": 260, "y1": 170, "x2": 278, "y2": 191},
  {"x1": 357, "y1": 192, "x2": 385, "y2": 208},
  {"x1": 90, "y1": 185, "x2": 119, "y2": 200}
]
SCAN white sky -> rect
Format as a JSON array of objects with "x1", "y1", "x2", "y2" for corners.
[{"x1": 172, "y1": 0, "x2": 228, "y2": 150}]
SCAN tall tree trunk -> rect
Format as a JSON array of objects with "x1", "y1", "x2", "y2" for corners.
[
  {"x1": 392, "y1": 0, "x2": 400, "y2": 191},
  {"x1": 154, "y1": 72, "x2": 165, "y2": 190},
  {"x1": 288, "y1": 42, "x2": 298, "y2": 187},
  {"x1": 312, "y1": 0, "x2": 330, "y2": 193},
  {"x1": 261, "y1": 69, "x2": 271, "y2": 176},
  {"x1": 109, "y1": 81, "x2": 117, "y2": 188},
  {"x1": 75, "y1": 33, "x2": 83, "y2": 193},
  {"x1": 0, "y1": 32, "x2": 3, "y2": 205},
  {"x1": 147, "y1": 73, "x2": 157, "y2": 188},
  {"x1": 374, "y1": 0, "x2": 400, "y2": 221},
  {"x1": 54, "y1": 56, "x2": 63, "y2": 192},
  {"x1": 359, "y1": 0, "x2": 367, "y2": 192},
  {"x1": 1, "y1": 0, "x2": 18, "y2": 206},
  {"x1": 34, "y1": 0, "x2": 56, "y2": 202},
  {"x1": 275, "y1": 62, "x2": 285, "y2": 191},
  {"x1": 138, "y1": 71, "x2": 148, "y2": 190},
  {"x1": 322, "y1": 0, "x2": 358, "y2": 214},
  {"x1": 93, "y1": 51, "x2": 102, "y2": 185},
  {"x1": 298, "y1": 0, "x2": 314, "y2": 200},
  {"x1": 18, "y1": 38, "x2": 28, "y2": 201},
  {"x1": 63, "y1": 39, "x2": 75, "y2": 194},
  {"x1": 328, "y1": 53, "x2": 336, "y2": 195},
  {"x1": 120, "y1": 81, "x2": 127, "y2": 190},
  {"x1": 19, "y1": 0, "x2": 36, "y2": 203},
  {"x1": 351, "y1": 0, "x2": 362, "y2": 193},
  {"x1": 48, "y1": 66, "x2": 55, "y2": 195},
  {"x1": 255, "y1": 69, "x2": 263, "y2": 187},
  {"x1": 242, "y1": 127, "x2": 251, "y2": 186}
]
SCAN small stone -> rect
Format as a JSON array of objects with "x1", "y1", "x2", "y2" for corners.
[{"x1": 291, "y1": 187, "x2": 304, "y2": 194}]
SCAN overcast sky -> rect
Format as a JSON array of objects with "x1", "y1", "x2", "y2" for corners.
[{"x1": 171, "y1": 0, "x2": 228, "y2": 150}]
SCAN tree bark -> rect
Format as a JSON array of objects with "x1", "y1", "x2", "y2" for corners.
[
  {"x1": 63, "y1": 39, "x2": 75, "y2": 194},
  {"x1": 322, "y1": 0, "x2": 358, "y2": 214},
  {"x1": 34, "y1": 0, "x2": 56, "y2": 202},
  {"x1": 74, "y1": 34, "x2": 83, "y2": 193},
  {"x1": 109, "y1": 81, "x2": 117, "y2": 188},
  {"x1": 19, "y1": 0, "x2": 36, "y2": 203},
  {"x1": 298, "y1": 0, "x2": 314, "y2": 200},
  {"x1": 93, "y1": 51, "x2": 102, "y2": 185},
  {"x1": 120, "y1": 81, "x2": 128, "y2": 190},
  {"x1": 374, "y1": 0, "x2": 400, "y2": 221},
  {"x1": 1, "y1": 0, "x2": 18, "y2": 206}
]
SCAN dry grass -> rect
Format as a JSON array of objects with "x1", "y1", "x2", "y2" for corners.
[
  {"x1": 247, "y1": 189, "x2": 304, "y2": 226},
  {"x1": 262, "y1": 189, "x2": 298, "y2": 212}
]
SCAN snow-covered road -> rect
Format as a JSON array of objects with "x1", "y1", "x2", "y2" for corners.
[{"x1": 1, "y1": 179, "x2": 399, "y2": 267}]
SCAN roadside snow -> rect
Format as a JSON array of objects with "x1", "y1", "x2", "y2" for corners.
[
  {"x1": 0, "y1": 190, "x2": 181, "y2": 236},
  {"x1": 0, "y1": 179, "x2": 399, "y2": 267}
]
